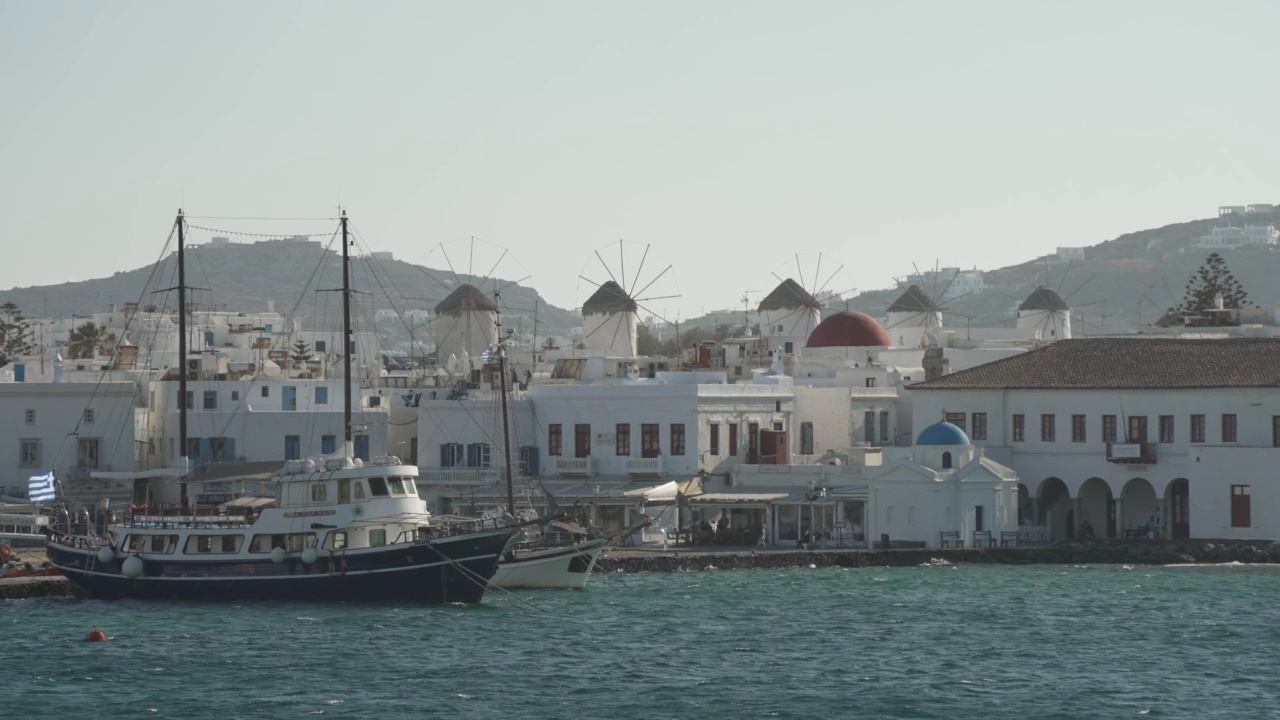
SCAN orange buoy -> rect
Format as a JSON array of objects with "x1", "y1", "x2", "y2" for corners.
[{"x1": 85, "y1": 626, "x2": 108, "y2": 642}]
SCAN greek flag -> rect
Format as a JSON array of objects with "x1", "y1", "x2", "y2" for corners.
[
  {"x1": 28, "y1": 471, "x2": 56, "y2": 503},
  {"x1": 480, "y1": 346, "x2": 497, "y2": 363}
]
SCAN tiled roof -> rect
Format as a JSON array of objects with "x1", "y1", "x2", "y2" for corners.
[
  {"x1": 910, "y1": 338, "x2": 1280, "y2": 390},
  {"x1": 888, "y1": 285, "x2": 940, "y2": 313},
  {"x1": 434, "y1": 284, "x2": 498, "y2": 315},
  {"x1": 582, "y1": 280, "x2": 637, "y2": 316},
  {"x1": 758, "y1": 278, "x2": 820, "y2": 312},
  {"x1": 1018, "y1": 287, "x2": 1070, "y2": 311}
]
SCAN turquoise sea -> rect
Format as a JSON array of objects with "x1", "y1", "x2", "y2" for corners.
[{"x1": 5, "y1": 563, "x2": 1278, "y2": 719}]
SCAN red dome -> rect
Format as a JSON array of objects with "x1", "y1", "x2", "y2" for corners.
[{"x1": 806, "y1": 311, "x2": 892, "y2": 348}]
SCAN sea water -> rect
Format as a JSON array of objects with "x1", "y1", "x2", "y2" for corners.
[{"x1": 4, "y1": 563, "x2": 1278, "y2": 719}]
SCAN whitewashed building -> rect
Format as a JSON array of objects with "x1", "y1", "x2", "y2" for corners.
[{"x1": 910, "y1": 338, "x2": 1280, "y2": 541}]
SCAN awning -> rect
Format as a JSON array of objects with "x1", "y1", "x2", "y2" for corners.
[
  {"x1": 691, "y1": 492, "x2": 790, "y2": 504},
  {"x1": 90, "y1": 468, "x2": 185, "y2": 480},
  {"x1": 219, "y1": 496, "x2": 276, "y2": 509},
  {"x1": 189, "y1": 461, "x2": 283, "y2": 483}
]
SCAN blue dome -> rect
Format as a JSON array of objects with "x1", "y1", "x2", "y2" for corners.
[{"x1": 916, "y1": 421, "x2": 971, "y2": 446}]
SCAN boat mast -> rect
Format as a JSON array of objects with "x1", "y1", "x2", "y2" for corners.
[
  {"x1": 176, "y1": 209, "x2": 189, "y2": 496},
  {"x1": 496, "y1": 299, "x2": 515, "y2": 515},
  {"x1": 341, "y1": 210, "x2": 353, "y2": 459}
]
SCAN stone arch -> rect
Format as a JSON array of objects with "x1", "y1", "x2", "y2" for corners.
[
  {"x1": 1077, "y1": 477, "x2": 1114, "y2": 538},
  {"x1": 1120, "y1": 477, "x2": 1158, "y2": 535},
  {"x1": 1037, "y1": 477, "x2": 1071, "y2": 541}
]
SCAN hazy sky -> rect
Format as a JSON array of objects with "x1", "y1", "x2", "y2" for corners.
[{"x1": 3, "y1": 1, "x2": 1278, "y2": 321}]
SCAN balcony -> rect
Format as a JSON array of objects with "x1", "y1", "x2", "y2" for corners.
[
  {"x1": 553, "y1": 457, "x2": 594, "y2": 476},
  {"x1": 625, "y1": 457, "x2": 664, "y2": 476},
  {"x1": 419, "y1": 467, "x2": 502, "y2": 486},
  {"x1": 1106, "y1": 442, "x2": 1157, "y2": 464}
]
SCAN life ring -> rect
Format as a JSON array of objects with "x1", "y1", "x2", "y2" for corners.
[{"x1": 0, "y1": 544, "x2": 13, "y2": 559}]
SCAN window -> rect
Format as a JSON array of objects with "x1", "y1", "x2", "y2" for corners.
[
  {"x1": 574, "y1": 424, "x2": 591, "y2": 458},
  {"x1": 321, "y1": 434, "x2": 336, "y2": 454},
  {"x1": 1072, "y1": 415, "x2": 1086, "y2": 443},
  {"x1": 945, "y1": 412, "x2": 966, "y2": 432},
  {"x1": 77, "y1": 438, "x2": 100, "y2": 469},
  {"x1": 1012, "y1": 414, "x2": 1025, "y2": 442},
  {"x1": 19, "y1": 439, "x2": 40, "y2": 468},
  {"x1": 311, "y1": 483, "x2": 329, "y2": 502},
  {"x1": 285, "y1": 435, "x2": 301, "y2": 461},
  {"x1": 1102, "y1": 415, "x2": 1117, "y2": 443},
  {"x1": 83, "y1": 408, "x2": 95, "y2": 424},
  {"x1": 466, "y1": 442, "x2": 492, "y2": 468},
  {"x1": 709, "y1": 423, "x2": 720, "y2": 456},
  {"x1": 315, "y1": 387, "x2": 328, "y2": 405},
  {"x1": 1040, "y1": 414, "x2": 1055, "y2": 442},
  {"x1": 548, "y1": 424, "x2": 562, "y2": 456},
  {"x1": 1274, "y1": 416, "x2": 1280, "y2": 448},
  {"x1": 942, "y1": 451, "x2": 952, "y2": 469},
  {"x1": 368, "y1": 477, "x2": 388, "y2": 496},
  {"x1": 330, "y1": 531, "x2": 347, "y2": 550},
  {"x1": 729, "y1": 423, "x2": 739, "y2": 456},
  {"x1": 1190, "y1": 414, "x2": 1206, "y2": 443},
  {"x1": 975, "y1": 505, "x2": 985, "y2": 533},
  {"x1": 670, "y1": 424, "x2": 686, "y2": 456},
  {"x1": 800, "y1": 422, "x2": 814, "y2": 455},
  {"x1": 369, "y1": 528, "x2": 386, "y2": 547},
  {"x1": 971, "y1": 413, "x2": 987, "y2": 441},
  {"x1": 181, "y1": 391, "x2": 194, "y2": 410},
  {"x1": 203, "y1": 391, "x2": 217, "y2": 410},
  {"x1": 24, "y1": 409, "x2": 35, "y2": 425},
  {"x1": 231, "y1": 390, "x2": 240, "y2": 402},
  {"x1": 261, "y1": 386, "x2": 270, "y2": 398},
  {"x1": 1127, "y1": 416, "x2": 1147, "y2": 443},
  {"x1": 249, "y1": 533, "x2": 315, "y2": 553},
  {"x1": 1160, "y1": 416, "x2": 1175, "y2": 444},
  {"x1": 440, "y1": 442, "x2": 463, "y2": 467},
  {"x1": 209, "y1": 437, "x2": 227, "y2": 462},
  {"x1": 314, "y1": 340, "x2": 326, "y2": 353},
  {"x1": 641, "y1": 423, "x2": 660, "y2": 458},
  {"x1": 1222, "y1": 414, "x2": 1237, "y2": 443},
  {"x1": 1231, "y1": 485, "x2": 1251, "y2": 527},
  {"x1": 865, "y1": 378, "x2": 877, "y2": 388},
  {"x1": 616, "y1": 424, "x2": 631, "y2": 456}
]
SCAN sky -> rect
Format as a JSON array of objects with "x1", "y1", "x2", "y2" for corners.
[{"x1": 3, "y1": 0, "x2": 1279, "y2": 322}]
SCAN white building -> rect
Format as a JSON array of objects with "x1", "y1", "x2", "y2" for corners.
[
  {"x1": 910, "y1": 337, "x2": 1280, "y2": 541},
  {"x1": 1195, "y1": 225, "x2": 1279, "y2": 248}
]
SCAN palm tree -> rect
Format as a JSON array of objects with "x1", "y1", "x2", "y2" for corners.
[{"x1": 69, "y1": 321, "x2": 104, "y2": 359}]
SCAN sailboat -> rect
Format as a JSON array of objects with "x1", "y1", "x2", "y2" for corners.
[
  {"x1": 485, "y1": 321, "x2": 651, "y2": 590},
  {"x1": 45, "y1": 210, "x2": 527, "y2": 603}
]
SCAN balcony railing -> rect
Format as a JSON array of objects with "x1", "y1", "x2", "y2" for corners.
[
  {"x1": 553, "y1": 457, "x2": 594, "y2": 476},
  {"x1": 625, "y1": 457, "x2": 664, "y2": 476},
  {"x1": 1106, "y1": 442, "x2": 1157, "y2": 464},
  {"x1": 419, "y1": 467, "x2": 502, "y2": 486}
]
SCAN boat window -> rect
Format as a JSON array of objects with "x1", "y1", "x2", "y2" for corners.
[
  {"x1": 352, "y1": 482, "x2": 367, "y2": 500},
  {"x1": 402, "y1": 478, "x2": 417, "y2": 496},
  {"x1": 369, "y1": 528, "x2": 386, "y2": 546},
  {"x1": 185, "y1": 534, "x2": 244, "y2": 554},
  {"x1": 387, "y1": 477, "x2": 405, "y2": 496},
  {"x1": 337, "y1": 479, "x2": 351, "y2": 504},
  {"x1": 368, "y1": 477, "x2": 388, "y2": 497},
  {"x1": 311, "y1": 483, "x2": 329, "y2": 502},
  {"x1": 329, "y1": 531, "x2": 348, "y2": 550},
  {"x1": 126, "y1": 534, "x2": 178, "y2": 554},
  {"x1": 249, "y1": 533, "x2": 316, "y2": 553}
]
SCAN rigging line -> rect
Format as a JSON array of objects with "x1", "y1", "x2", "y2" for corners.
[
  {"x1": 184, "y1": 216, "x2": 341, "y2": 221},
  {"x1": 185, "y1": 224, "x2": 332, "y2": 239},
  {"x1": 422, "y1": 539, "x2": 547, "y2": 613}
]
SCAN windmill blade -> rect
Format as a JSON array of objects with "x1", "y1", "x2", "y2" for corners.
[
  {"x1": 816, "y1": 265, "x2": 847, "y2": 298},
  {"x1": 1063, "y1": 274, "x2": 1096, "y2": 302},
  {"x1": 629, "y1": 244, "x2": 651, "y2": 297},
  {"x1": 436, "y1": 242, "x2": 463, "y2": 288},
  {"x1": 934, "y1": 268, "x2": 962, "y2": 303},
  {"x1": 632, "y1": 264, "x2": 673, "y2": 301},
  {"x1": 479, "y1": 248, "x2": 510, "y2": 293},
  {"x1": 811, "y1": 252, "x2": 822, "y2": 295},
  {"x1": 634, "y1": 293, "x2": 681, "y2": 304},
  {"x1": 594, "y1": 250, "x2": 621, "y2": 287},
  {"x1": 1055, "y1": 259, "x2": 1075, "y2": 294}
]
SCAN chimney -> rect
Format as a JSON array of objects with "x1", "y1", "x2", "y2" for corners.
[{"x1": 1214, "y1": 293, "x2": 1224, "y2": 310}]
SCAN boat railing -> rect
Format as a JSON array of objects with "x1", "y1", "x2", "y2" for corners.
[
  {"x1": 420, "y1": 514, "x2": 512, "y2": 538},
  {"x1": 116, "y1": 503, "x2": 257, "y2": 530}
]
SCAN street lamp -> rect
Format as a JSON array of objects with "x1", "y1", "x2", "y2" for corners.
[
  {"x1": 806, "y1": 480, "x2": 816, "y2": 548},
  {"x1": 805, "y1": 480, "x2": 827, "y2": 549}
]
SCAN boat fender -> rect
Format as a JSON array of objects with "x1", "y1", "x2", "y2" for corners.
[
  {"x1": 96, "y1": 546, "x2": 116, "y2": 564},
  {"x1": 85, "y1": 626, "x2": 108, "y2": 642},
  {"x1": 300, "y1": 546, "x2": 319, "y2": 565},
  {"x1": 270, "y1": 546, "x2": 286, "y2": 564},
  {"x1": 0, "y1": 544, "x2": 12, "y2": 559},
  {"x1": 121, "y1": 555, "x2": 144, "y2": 578}
]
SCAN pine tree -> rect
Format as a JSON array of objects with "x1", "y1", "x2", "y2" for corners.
[
  {"x1": 1179, "y1": 252, "x2": 1249, "y2": 315},
  {"x1": 0, "y1": 302, "x2": 36, "y2": 366},
  {"x1": 290, "y1": 340, "x2": 314, "y2": 366}
]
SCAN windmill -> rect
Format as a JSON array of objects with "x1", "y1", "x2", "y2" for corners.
[
  {"x1": 756, "y1": 253, "x2": 855, "y2": 344},
  {"x1": 576, "y1": 240, "x2": 680, "y2": 357},
  {"x1": 1002, "y1": 257, "x2": 1099, "y2": 341},
  {"x1": 883, "y1": 262, "x2": 978, "y2": 347},
  {"x1": 411, "y1": 236, "x2": 533, "y2": 375}
]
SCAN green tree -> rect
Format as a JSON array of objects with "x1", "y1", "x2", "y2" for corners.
[
  {"x1": 68, "y1": 321, "x2": 104, "y2": 359},
  {"x1": 290, "y1": 340, "x2": 314, "y2": 366},
  {"x1": 1179, "y1": 252, "x2": 1249, "y2": 315},
  {"x1": 0, "y1": 301, "x2": 36, "y2": 365}
]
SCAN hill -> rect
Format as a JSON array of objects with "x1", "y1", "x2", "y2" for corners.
[{"x1": 0, "y1": 238, "x2": 580, "y2": 335}]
